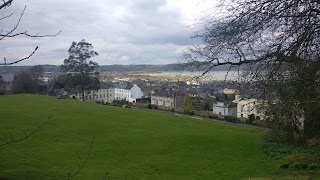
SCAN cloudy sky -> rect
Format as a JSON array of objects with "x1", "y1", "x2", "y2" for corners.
[{"x1": 0, "y1": 0, "x2": 217, "y2": 66}]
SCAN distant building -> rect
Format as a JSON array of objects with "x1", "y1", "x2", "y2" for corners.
[
  {"x1": 234, "y1": 95, "x2": 265, "y2": 120},
  {"x1": 151, "y1": 91, "x2": 184, "y2": 110},
  {"x1": 82, "y1": 88, "x2": 115, "y2": 103},
  {"x1": 75, "y1": 83, "x2": 144, "y2": 104},
  {"x1": 129, "y1": 84, "x2": 144, "y2": 99},
  {"x1": 0, "y1": 74, "x2": 14, "y2": 94},
  {"x1": 212, "y1": 102, "x2": 237, "y2": 117}
]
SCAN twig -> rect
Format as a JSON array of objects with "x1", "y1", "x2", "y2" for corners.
[
  {"x1": 0, "y1": 46, "x2": 38, "y2": 66},
  {"x1": 0, "y1": 5, "x2": 26, "y2": 41},
  {"x1": 0, "y1": 30, "x2": 61, "y2": 38},
  {"x1": 0, "y1": 13, "x2": 13, "y2": 21},
  {"x1": 0, "y1": 0, "x2": 13, "y2": 10},
  {"x1": 67, "y1": 136, "x2": 95, "y2": 180},
  {"x1": 0, "y1": 109, "x2": 56, "y2": 147}
]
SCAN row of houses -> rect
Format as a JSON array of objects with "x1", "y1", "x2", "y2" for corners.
[
  {"x1": 212, "y1": 95, "x2": 265, "y2": 120},
  {"x1": 75, "y1": 83, "x2": 145, "y2": 103},
  {"x1": 150, "y1": 91, "x2": 185, "y2": 110}
]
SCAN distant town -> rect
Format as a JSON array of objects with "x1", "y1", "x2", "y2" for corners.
[{"x1": 0, "y1": 65, "x2": 264, "y2": 126}]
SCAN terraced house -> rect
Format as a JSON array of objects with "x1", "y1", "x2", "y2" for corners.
[
  {"x1": 151, "y1": 90, "x2": 184, "y2": 111},
  {"x1": 80, "y1": 83, "x2": 144, "y2": 104}
]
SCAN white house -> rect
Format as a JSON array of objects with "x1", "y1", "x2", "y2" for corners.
[
  {"x1": 234, "y1": 95, "x2": 265, "y2": 120},
  {"x1": 73, "y1": 83, "x2": 144, "y2": 103},
  {"x1": 212, "y1": 102, "x2": 237, "y2": 117},
  {"x1": 114, "y1": 87, "x2": 131, "y2": 101},
  {"x1": 129, "y1": 84, "x2": 144, "y2": 99}
]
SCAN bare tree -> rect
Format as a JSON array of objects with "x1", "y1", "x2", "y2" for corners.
[{"x1": 184, "y1": 0, "x2": 320, "y2": 144}]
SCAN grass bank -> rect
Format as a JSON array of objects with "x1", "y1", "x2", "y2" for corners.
[{"x1": 0, "y1": 94, "x2": 318, "y2": 179}]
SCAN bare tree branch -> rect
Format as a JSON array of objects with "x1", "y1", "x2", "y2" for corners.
[
  {"x1": 0, "y1": 13, "x2": 13, "y2": 21},
  {"x1": 67, "y1": 136, "x2": 95, "y2": 180},
  {"x1": 0, "y1": 109, "x2": 56, "y2": 147},
  {"x1": 0, "y1": 5, "x2": 26, "y2": 41},
  {"x1": 0, "y1": 0, "x2": 13, "y2": 10},
  {"x1": 0, "y1": 46, "x2": 38, "y2": 66},
  {"x1": 0, "y1": 30, "x2": 61, "y2": 38}
]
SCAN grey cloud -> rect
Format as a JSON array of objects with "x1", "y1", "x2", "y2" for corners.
[{"x1": 0, "y1": 0, "x2": 199, "y2": 65}]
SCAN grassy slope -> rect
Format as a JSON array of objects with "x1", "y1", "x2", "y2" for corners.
[{"x1": 0, "y1": 94, "x2": 317, "y2": 179}]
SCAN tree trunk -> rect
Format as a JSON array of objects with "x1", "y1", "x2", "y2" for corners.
[{"x1": 82, "y1": 90, "x2": 85, "y2": 101}]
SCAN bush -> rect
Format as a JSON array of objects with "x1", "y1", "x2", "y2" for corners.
[
  {"x1": 289, "y1": 163, "x2": 308, "y2": 170},
  {"x1": 208, "y1": 114, "x2": 218, "y2": 119},
  {"x1": 247, "y1": 114, "x2": 255, "y2": 124},
  {"x1": 280, "y1": 163, "x2": 290, "y2": 169},
  {"x1": 147, "y1": 104, "x2": 158, "y2": 109},
  {"x1": 308, "y1": 163, "x2": 320, "y2": 170},
  {"x1": 224, "y1": 116, "x2": 238, "y2": 123}
]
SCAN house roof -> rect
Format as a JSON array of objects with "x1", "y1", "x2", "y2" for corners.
[
  {"x1": 100, "y1": 82, "x2": 114, "y2": 89},
  {"x1": 213, "y1": 101, "x2": 237, "y2": 108},
  {"x1": 126, "y1": 84, "x2": 134, "y2": 90},
  {"x1": 113, "y1": 83, "x2": 128, "y2": 89},
  {"x1": 152, "y1": 90, "x2": 184, "y2": 97}
]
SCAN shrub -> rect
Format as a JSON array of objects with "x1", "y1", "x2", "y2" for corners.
[
  {"x1": 224, "y1": 116, "x2": 238, "y2": 123},
  {"x1": 308, "y1": 163, "x2": 320, "y2": 170},
  {"x1": 280, "y1": 163, "x2": 290, "y2": 169},
  {"x1": 289, "y1": 163, "x2": 308, "y2": 170},
  {"x1": 208, "y1": 114, "x2": 218, "y2": 119},
  {"x1": 247, "y1": 114, "x2": 255, "y2": 124}
]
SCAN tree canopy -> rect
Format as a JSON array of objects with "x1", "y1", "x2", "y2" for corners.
[
  {"x1": 185, "y1": 0, "x2": 320, "y2": 143},
  {"x1": 60, "y1": 40, "x2": 100, "y2": 100}
]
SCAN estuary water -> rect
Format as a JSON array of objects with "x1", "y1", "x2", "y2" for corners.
[{"x1": 165, "y1": 71, "x2": 244, "y2": 81}]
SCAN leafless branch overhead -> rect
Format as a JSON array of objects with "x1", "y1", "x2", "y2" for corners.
[
  {"x1": 67, "y1": 136, "x2": 95, "y2": 180},
  {"x1": 0, "y1": 46, "x2": 38, "y2": 66},
  {"x1": 0, "y1": 109, "x2": 56, "y2": 147},
  {"x1": 0, "y1": 30, "x2": 62, "y2": 38},
  {"x1": 0, "y1": 0, "x2": 13, "y2": 10},
  {"x1": 0, "y1": 13, "x2": 13, "y2": 21}
]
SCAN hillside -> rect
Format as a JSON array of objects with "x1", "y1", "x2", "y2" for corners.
[{"x1": 0, "y1": 95, "x2": 317, "y2": 179}]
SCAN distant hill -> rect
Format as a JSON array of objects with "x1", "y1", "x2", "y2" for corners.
[{"x1": 0, "y1": 63, "x2": 247, "y2": 74}]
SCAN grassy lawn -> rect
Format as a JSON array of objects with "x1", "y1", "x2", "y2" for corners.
[{"x1": 0, "y1": 94, "x2": 318, "y2": 179}]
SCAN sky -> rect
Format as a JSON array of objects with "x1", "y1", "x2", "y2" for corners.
[{"x1": 0, "y1": 0, "x2": 218, "y2": 66}]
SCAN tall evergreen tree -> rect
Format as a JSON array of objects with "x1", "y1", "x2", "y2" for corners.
[
  {"x1": 183, "y1": 95, "x2": 194, "y2": 115},
  {"x1": 60, "y1": 39, "x2": 100, "y2": 100}
]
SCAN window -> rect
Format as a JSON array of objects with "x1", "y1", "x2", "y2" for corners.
[{"x1": 241, "y1": 105, "x2": 244, "y2": 112}]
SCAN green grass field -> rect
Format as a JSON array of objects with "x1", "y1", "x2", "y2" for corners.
[{"x1": 0, "y1": 94, "x2": 318, "y2": 179}]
